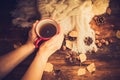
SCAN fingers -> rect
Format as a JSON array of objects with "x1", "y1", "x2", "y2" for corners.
[
  {"x1": 28, "y1": 20, "x2": 40, "y2": 43},
  {"x1": 32, "y1": 20, "x2": 39, "y2": 36},
  {"x1": 32, "y1": 20, "x2": 39, "y2": 34},
  {"x1": 33, "y1": 20, "x2": 39, "y2": 28},
  {"x1": 37, "y1": 23, "x2": 64, "y2": 57},
  {"x1": 51, "y1": 26, "x2": 64, "y2": 42},
  {"x1": 44, "y1": 26, "x2": 64, "y2": 49}
]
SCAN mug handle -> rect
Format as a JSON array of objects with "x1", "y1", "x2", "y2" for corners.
[{"x1": 35, "y1": 38, "x2": 42, "y2": 48}]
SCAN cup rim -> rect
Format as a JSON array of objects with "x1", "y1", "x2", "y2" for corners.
[{"x1": 35, "y1": 18, "x2": 60, "y2": 39}]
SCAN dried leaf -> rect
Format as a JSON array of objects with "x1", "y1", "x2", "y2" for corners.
[
  {"x1": 69, "y1": 31, "x2": 78, "y2": 37},
  {"x1": 66, "y1": 40, "x2": 73, "y2": 49},
  {"x1": 44, "y1": 63, "x2": 53, "y2": 72},
  {"x1": 87, "y1": 63, "x2": 96, "y2": 73},
  {"x1": 79, "y1": 53, "x2": 87, "y2": 63}
]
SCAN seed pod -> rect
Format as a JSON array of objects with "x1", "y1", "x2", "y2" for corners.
[{"x1": 84, "y1": 37, "x2": 93, "y2": 46}]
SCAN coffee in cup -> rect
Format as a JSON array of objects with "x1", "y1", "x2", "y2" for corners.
[{"x1": 35, "y1": 18, "x2": 60, "y2": 48}]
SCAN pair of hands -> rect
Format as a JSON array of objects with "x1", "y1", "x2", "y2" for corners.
[{"x1": 26, "y1": 20, "x2": 64, "y2": 58}]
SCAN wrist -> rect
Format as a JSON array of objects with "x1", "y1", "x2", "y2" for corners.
[
  {"x1": 36, "y1": 53, "x2": 49, "y2": 62},
  {"x1": 24, "y1": 42, "x2": 35, "y2": 50},
  {"x1": 37, "y1": 50, "x2": 53, "y2": 59}
]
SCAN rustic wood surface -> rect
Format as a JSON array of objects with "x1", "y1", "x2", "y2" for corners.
[
  {"x1": 0, "y1": 21, "x2": 120, "y2": 80},
  {"x1": 0, "y1": 2, "x2": 120, "y2": 79}
]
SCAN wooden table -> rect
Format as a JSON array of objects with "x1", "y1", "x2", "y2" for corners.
[{"x1": 0, "y1": 15, "x2": 120, "y2": 80}]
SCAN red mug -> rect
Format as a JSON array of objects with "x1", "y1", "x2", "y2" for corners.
[{"x1": 35, "y1": 18, "x2": 60, "y2": 48}]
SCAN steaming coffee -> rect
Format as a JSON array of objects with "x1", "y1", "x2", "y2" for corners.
[{"x1": 39, "y1": 23, "x2": 57, "y2": 38}]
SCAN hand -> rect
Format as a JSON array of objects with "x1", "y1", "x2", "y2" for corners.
[
  {"x1": 37, "y1": 26, "x2": 64, "y2": 58},
  {"x1": 26, "y1": 20, "x2": 39, "y2": 46}
]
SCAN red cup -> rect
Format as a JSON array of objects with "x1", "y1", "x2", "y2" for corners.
[{"x1": 35, "y1": 18, "x2": 60, "y2": 48}]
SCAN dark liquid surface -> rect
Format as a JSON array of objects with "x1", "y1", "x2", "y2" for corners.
[{"x1": 40, "y1": 23, "x2": 57, "y2": 38}]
